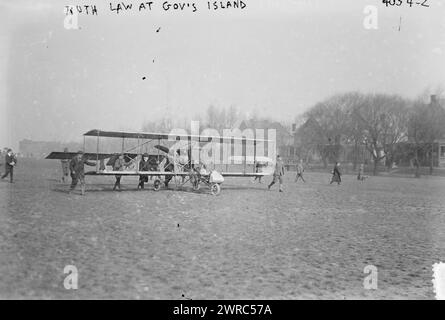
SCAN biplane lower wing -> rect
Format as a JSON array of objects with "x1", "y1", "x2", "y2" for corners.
[
  {"x1": 85, "y1": 171, "x2": 185, "y2": 176},
  {"x1": 220, "y1": 172, "x2": 271, "y2": 177},
  {"x1": 46, "y1": 152, "x2": 113, "y2": 160},
  {"x1": 85, "y1": 171, "x2": 270, "y2": 177},
  {"x1": 45, "y1": 152, "x2": 138, "y2": 161}
]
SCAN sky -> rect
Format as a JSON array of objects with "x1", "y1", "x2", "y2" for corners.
[{"x1": 1, "y1": 0, "x2": 445, "y2": 149}]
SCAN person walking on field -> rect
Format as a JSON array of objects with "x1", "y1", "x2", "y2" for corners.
[
  {"x1": 330, "y1": 162, "x2": 342, "y2": 185},
  {"x1": 1, "y1": 149, "x2": 17, "y2": 183},
  {"x1": 60, "y1": 148, "x2": 70, "y2": 182},
  {"x1": 69, "y1": 151, "x2": 96, "y2": 195},
  {"x1": 295, "y1": 159, "x2": 306, "y2": 183},
  {"x1": 357, "y1": 163, "x2": 364, "y2": 181},
  {"x1": 268, "y1": 155, "x2": 285, "y2": 192}
]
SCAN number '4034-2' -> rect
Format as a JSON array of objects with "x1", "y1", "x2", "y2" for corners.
[{"x1": 382, "y1": 0, "x2": 429, "y2": 7}]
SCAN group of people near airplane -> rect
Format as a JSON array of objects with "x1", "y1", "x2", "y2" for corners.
[
  {"x1": 0, "y1": 148, "x2": 351, "y2": 194},
  {"x1": 61, "y1": 149, "x2": 180, "y2": 195}
]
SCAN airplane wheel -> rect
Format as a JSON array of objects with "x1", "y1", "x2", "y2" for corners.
[
  {"x1": 153, "y1": 179, "x2": 162, "y2": 191},
  {"x1": 210, "y1": 183, "x2": 221, "y2": 196}
]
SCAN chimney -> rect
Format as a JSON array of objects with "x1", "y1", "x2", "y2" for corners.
[{"x1": 431, "y1": 94, "x2": 437, "y2": 105}]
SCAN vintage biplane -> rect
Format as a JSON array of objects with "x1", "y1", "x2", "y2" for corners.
[{"x1": 46, "y1": 129, "x2": 275, "y2": 195}]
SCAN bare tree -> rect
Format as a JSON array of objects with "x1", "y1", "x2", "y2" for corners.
[
  {"x1": 142, "y1": 117, "x2": 174, "y2": 133},
  {"x1": 205, "y1": 105, "x2": 219, "y2": 130},
  {"x1": 303, "y1": 92, "x2": 362, "y2": 167},
  {"x1": 408, "y1": 94, "x2": 445, "y2": 176},
  {"x1": 333, "y1": 92, "x2": 367, "y2": 170},
  {"x1": 408, "y1": 100, "x2": 430, "y2": 177},
  {"x1": 351, "y1": 93, "x2": 409, "y2": 175},
  {"x1": 226, "y1": 105, "x2": 239, "y2": 129}
]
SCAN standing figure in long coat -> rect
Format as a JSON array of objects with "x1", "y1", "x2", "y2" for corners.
[
  {"x1": 69, "y1": 151, "x2": 96, "y2": 195},
  {"x1": 138, "y1": 153, "x2": 151, "y2": 189},
  {"x1": 357, "y1": 163, "x2": 364, "y2": 181},
  {"x1": 330, "y1": 162, "x2": 342, "y2": 185},
  {"x1": 1, "y1": 149, "x2": 17, "y2": 183}
]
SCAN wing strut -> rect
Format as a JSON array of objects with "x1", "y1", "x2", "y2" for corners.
[
  {"x1": 96, "y1": 131, "x2": 100, "y2": 172},
  {"x1": 243, "y1": 138, "x2": 246, "y2": 175},
  {"x1": 253, "y1": 140, "x2": 256, "y2": 174}
]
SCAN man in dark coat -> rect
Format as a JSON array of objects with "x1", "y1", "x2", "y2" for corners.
[
  {"x1": 357, "y1": 163, "x2": 365, "y2": 181},
  {"x1": 1, "y1": 149, "x2": 17, "y2": 183},
  {"x1": 138, "y1": 153, "x2": 151, "y2": 189},
  {"x1": 330, "y1": 162, "x2": 342, "y2": 185},
  {"x1": 147, "y1": 155, "x2": 159, "y2": 180},
  {"x1": 69, "y1": 151, "x2": 96, "y2": 195}
]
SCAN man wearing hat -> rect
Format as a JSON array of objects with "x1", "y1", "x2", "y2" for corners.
[
  {"x1": 1, "y1": 148, "x2": 17, "y2": 183},
  {"x1": 138, "y1": 153, "x2": 151, "y2": 189},
  {"x1": 69, "y1": 151, "x2": 96, "y2": 195}
]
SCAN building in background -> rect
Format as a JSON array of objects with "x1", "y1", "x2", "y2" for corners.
[{"x1": 439, "y1": 139, "x2": 445, "y2": 167}]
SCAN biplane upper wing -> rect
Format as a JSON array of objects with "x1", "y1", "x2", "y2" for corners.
[{"x1": 83, "y1": 129, "x2": 271, "y2": 143}]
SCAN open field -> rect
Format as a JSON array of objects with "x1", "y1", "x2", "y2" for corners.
[{"x1": 1, "y1": 159, "x2": 444, "y2": 299}]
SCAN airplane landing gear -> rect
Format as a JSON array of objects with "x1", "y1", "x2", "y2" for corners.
[
  {"x1": 210, "y1": 183, "x2": 221, "y2": 196},
  {"x1": 153, "y1": 179, "x2": 162, "y2": 191}
]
